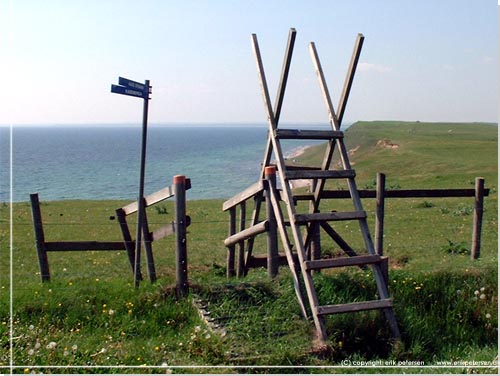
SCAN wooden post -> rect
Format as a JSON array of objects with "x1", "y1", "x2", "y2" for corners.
[
  {"x1": 115, "y1": 208, "x2": 139, "y2": 276},
  {"x1": 471, "y1": 177, "x2": 485, "y2": 260},
  {"x1": 265, "y1": 166, "x2": 279, "y2": 277},
  {"x1": 237, "y1": 202, "x2": 246, "y2": 277},
  {"x1": 227, "y1": 208, "x2": 236, "y2": 278},
  {"x1": 30, "y1": 193, "x2": 50, "y2": 282},
  {"x1": 141, "y1": 208, "x2": 156, "y2": 283},
  {"x1": 375, "y1": 173, "x2": 386, "y2": 255},
  {"x1": 173, "y1": 175, "x2": 188, "y2": 297}
]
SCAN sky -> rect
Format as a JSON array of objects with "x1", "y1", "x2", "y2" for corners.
[{"x1": 0, "y1": 0, "x2": 498, "y2": 125}]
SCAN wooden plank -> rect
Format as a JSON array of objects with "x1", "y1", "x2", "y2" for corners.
[
  {"x1": 45, "y1": 241, "x2": 126, "y2": 251},
  {"x1": 304, "y1": 255, "x2": 386, "y2": 271},
  {"x1": 375, "y1": 173, "x2": 386, "y2": 255},
  {"x1": 142, "y1": 209, "x2": 157, "y2": 283},
  {"x1": 259, "y1": 28, "x2": 297, "y2": 179},
  {"x1": 471, "y1": 177, "x2": 485, "y2": 259},
  {"x1": 275, "y1": 129, "x2": 344, "y2": 140},
  {"x1": 316, "y1": 299, "x2": 393, "y2": 316},
  {"x1": 115, "y1": 208, "x2": 139, "y2": 276},
  {"x1": 294, "y1": 188, "x2": 491, "y2": 201},
  {"x1": 174, "y1": 175, "x2": 189, "y2": 297},
  {"x1": 285, "y1": 169, "x2": 355, "y2": 180},
  {"x1": 246, "y1": 253, "x2": 298, "y2": 268},
  {"x1": 227, "y1": 207, "x2": 236, "y2": 278},
  {"x1": 294, "y1": 211, "x2": 366, "y2": 224},
  {"x1": 224, "y1": 220, "x2": 269, "y2": 247},
  {"x1": 266, "y1": 169, "x2": 309, "y2": 320},
  {"x1": 285, "y1": 165, "x2": 321, "y2": 171},
  {"x1": 237, "y1": 201, "x2": 246, "y2": 277},
  {"x1": 265, "y1": 168, "x2": 279, "y2": 277},
  {"x1": 222, "y1": 181, "x2": 264, "y2": 211},
  {"x1": 319, "y1": 222, "x2": 359, "y2": 258},
  {"x1": 121, "y1": 185, "x2": 175, "y2": 215},
  {"x1": 337, "y1": 34, "x2": 364, "y2": 124},
  {"x1": 244, "y1": 192, "x2": 264, "y2": 276},
  {"x1": 30, "y1": 193, "x2": 51, "y2": 282}
]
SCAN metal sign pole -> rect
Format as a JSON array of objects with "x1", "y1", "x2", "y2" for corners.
[
  {"x1": 111, "y1": 76, "x2": 151, "y2": 288},
  {"x1": 134, "y1": 79, "x2": 150, "y2": 288}
]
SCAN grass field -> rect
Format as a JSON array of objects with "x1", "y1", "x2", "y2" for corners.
[{"x1": 0, "y1": 121, "x2": 498, "y2": 373}]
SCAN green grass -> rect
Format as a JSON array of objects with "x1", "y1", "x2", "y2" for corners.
[{"x1": 0, "y1": 121, "x2": 498, "y2": 373}]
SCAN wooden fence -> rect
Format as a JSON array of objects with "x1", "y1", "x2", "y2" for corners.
[
  {"x1": 30, "y1": 175, "x2": 191, "y2": 294},
  {"x1": 294, "y1": 174, "x2": 489, "y2": 260},
  {"x1": 224, "y1": 173, "x2": 490, "y2": 277}
]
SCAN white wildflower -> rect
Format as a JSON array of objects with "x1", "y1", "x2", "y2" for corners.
[
  {"x1": 46, "y1": 342, "x2": 57, "y2": 350},
  {"x1": 479, "y1": 294, "x2": 486, "y2": 300}
]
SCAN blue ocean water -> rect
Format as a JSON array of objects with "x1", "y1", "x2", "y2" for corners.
[{"x1": 0, "y1": 124, "x2": 326, "y2": 202}]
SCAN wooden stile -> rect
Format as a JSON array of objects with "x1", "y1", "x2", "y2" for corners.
[{"x1": 223, "y1": 29, "x2": 401, "y2": 343}]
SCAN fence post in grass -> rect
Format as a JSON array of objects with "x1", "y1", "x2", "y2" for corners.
[
  {"x1": 471, "y1": 177, "x2": 485, "y2": 260},
  {"x1": 173, "y1": 175, "x2": 189, "y2": 297},
  {"x1": 30, "y1": 193, "x2": 50, "y2": 282},
  {"x1": 237, "y1": 201, "x2": 246, "y2": 277},
  {"x1": 227, "y1": 208, "x2": 236, "y2": 278},
  {"x1": 265, "y1": 166, "x2": 279, "y2": 278},
  {"x1": 375, "y1": 173, "x2": 386, "y2": 256}
]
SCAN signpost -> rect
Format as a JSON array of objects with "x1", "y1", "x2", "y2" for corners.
[{"x1": 111, "y1": 77, "x2": 151, "y2": 288}]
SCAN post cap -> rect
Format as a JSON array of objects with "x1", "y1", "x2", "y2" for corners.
[
  {"x1": 173, "y1": 175, "x2": 186, "y2": 184},
  {"x1": 264, "y1": 166, "x2": 276, "y2": 176}
]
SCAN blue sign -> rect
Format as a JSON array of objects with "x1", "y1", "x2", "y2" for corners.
[
  {"x1": 118, "y1": 77, "x2": 148, "y2": 93},
  {"x1": 111, "y1": 77, "x2": 150, "y2": 99},
  {"x1": 111, "y1": 84, "x2": 148, "y2": 99}
]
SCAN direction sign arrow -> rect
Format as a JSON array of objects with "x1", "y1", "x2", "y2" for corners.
[
  {"x1": 118, "y1": 77, "x2": 148, "y2": 93},
  {"x1": 111, "y1": 84, "x2": 148, "y2": 99}
]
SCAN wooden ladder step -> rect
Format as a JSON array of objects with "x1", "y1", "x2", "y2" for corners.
[
  {"x1": 286, "y1": 169, "x2": 355, "y2": 180},
  {"x1": 294, "y1": 211, "x2": 366, "y2": 224},
  {"x1": 284, "y1": 165, "x2": 321, "y2": 171},
  {"x1": 224, "y1": 220, "x2": 269, "y2": 247},
  {"x1": 316, "y1": 299, "x2": 393, "y2": 316},
  {"x1": 304, "y1": 255, "x2": 386, "y2": 271},
  {"x1": 275, "y1": 129, "x2": 344, "y2": 140}
]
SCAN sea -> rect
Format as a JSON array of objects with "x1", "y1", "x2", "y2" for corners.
[{"x1": 0, "y1": 124, "x2": 334, "y2": 202}]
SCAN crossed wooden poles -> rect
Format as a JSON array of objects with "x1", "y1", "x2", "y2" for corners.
[{"x1": 224, "y1": 28, "x2": 401, "y2": 342}]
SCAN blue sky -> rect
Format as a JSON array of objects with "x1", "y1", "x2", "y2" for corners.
[{"x1": 1, "y1": 0, "x2": 498, "y2": 125}]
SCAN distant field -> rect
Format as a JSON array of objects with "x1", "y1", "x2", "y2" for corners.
[{"x1": 0, "y1": 121, "x2": 497, "y2": 373}]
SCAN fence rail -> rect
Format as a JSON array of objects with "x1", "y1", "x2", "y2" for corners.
[{"x1": 224, "y1": 173, "x2": 490, "y2": 277}]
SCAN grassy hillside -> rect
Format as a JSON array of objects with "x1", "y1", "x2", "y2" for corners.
[
  {"x1": 0, "y1": 121, "x2": 497, "y2": 373},
  {"x1": 294, "y1": 121, "x2": 497, "y2": 188}
]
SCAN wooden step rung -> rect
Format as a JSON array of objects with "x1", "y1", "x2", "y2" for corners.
[
  {"x1": 286, "y1": 169, "x2": 355, "y2": 180},
  {"x1": 316, "y1": 299, "x2": 393, "y2": 316},
  {"x1": 275, "y1": 129, "x2": 344, "y2": 140},
  {"x1": 304, "y1": 255, "x2": 386, "y2": 271},
  {"x1": 284, "y1": 165, "x2": 321, "y2": 171},
  {"x1": 294, "y1": 211, "x2": 366, "y2": 224},
  {"x1": 224, "y1": 220, "x2": 269, "y2": 247}
]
